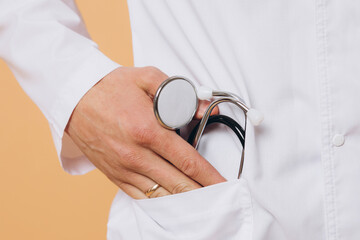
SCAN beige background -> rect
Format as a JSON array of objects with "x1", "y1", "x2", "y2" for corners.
[{"x1": 0, "y1": 0, "x2": 133, "y2": 239}]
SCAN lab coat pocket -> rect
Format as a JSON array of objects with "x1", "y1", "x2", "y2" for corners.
[{"x1": 132, "y1": 178, "x2": 253, "y2": 240}]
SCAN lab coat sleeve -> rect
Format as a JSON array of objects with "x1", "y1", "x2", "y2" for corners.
[{"x1": 0, "y1": 0, "x2": 121, "y2": 174}]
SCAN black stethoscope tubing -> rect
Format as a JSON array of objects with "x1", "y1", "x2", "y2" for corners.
[{"x1": 176, "y1": 114, "x2": 245, "y2": 148}]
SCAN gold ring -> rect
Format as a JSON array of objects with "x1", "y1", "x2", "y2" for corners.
[{"x1": 145, "y1": 184, "x2": 160, "y2": 197}]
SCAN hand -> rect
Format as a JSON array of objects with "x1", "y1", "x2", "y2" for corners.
[{"x1": 66, "y1": 66, "x2": 225, "y2": 199}]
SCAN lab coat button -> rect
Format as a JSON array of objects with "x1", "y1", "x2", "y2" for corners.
[{"x1": 332, "y1": 134, "x2": 345, "y2": 147}]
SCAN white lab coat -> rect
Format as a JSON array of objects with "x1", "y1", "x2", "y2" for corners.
[{"x1": 1, "y1": 0, "x2": 360, "y2": 239}]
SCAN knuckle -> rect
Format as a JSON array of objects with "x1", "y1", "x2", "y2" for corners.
[
  {"x1": 171, "y1": 182, "x2": 193, "y2": 194},
  {"x1": 141, "y1": 66, "x2": 161, "y2": 80},
  {"x1": 131, "y1": 125, "x2": 157, "y2": 146},
  {"x1": 179, "y1": 158, "x2": 200, "y2": 179},
  {"x1": 120, "y1": 149, "x2": 145, "y2": 170},
  {"x1": 141, "y1": 66, "x2": 167, "y2": 84},
  {"x1": 143, "y1": 66, "x2": 161, "y2": 75}
]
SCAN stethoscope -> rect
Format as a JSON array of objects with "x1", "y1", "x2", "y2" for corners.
[{"x1": 153, "y1": 76, "x2": 264, "y2": 178}]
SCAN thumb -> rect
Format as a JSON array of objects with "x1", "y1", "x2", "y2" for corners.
[{"x1": 194, "y1": 100, "x2": 219, "y2": 119}]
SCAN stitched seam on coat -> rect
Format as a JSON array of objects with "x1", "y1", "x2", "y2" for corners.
[{"x1": 316, "y1": 0, "x2": 339, "y2": 240}]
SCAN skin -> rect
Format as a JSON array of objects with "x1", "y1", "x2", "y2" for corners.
[{"x1": 66, "y1": 66, "x2": 225, "y2": 199}]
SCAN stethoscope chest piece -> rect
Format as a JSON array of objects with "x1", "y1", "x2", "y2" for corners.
[{"x1": 154, "y1": 76, "x2": 198, "y2": 130}]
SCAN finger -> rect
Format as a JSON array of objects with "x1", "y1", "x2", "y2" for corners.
[
  {"x1": 125, "y1": 147, "x2": 202, "y2": 194},
  {"x1": 151, "y1": 130, "x2": 226, "y2": 186},
  {"x1": 136, "y1": 67, "x2": 169, "y2": 97},
  {"x1": 119, "y1": 183, "x2": 147, "y2": 200},
  {"x1": 124, "y1": 172, "x2": 172, "y2": 198},
  {"x1": 194, "y1": 100, "x2": 220, "y2": 119}
]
